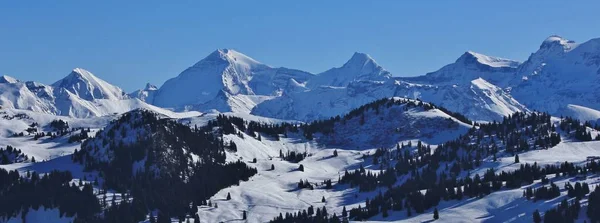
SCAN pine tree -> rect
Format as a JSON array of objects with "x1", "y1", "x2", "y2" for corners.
[
  {"x1": 515, "y1": 154, "x2": 520, "y2": 163},
  {"x1": 271, "y1": 164, "x2": 275, "y2": 170},
  {"x1": 243, "y1": 210, "x2": 247, "y2": 220},
  {"x1": 333, "y1": 149, "x2": 338, "y2": 157},
  {"x1": 226, "y1": 192, "x2": 231, "y2": 200},
  {"x1": 342, "y1": 206, "x2": 347, "y2": 217},
  {"x1": 382, "y1": 205, "x2": 389, "y2": 218},
  {"x1": 298, "y1": 164, "x2": 304, "y2": 172},
  {"x1": 533, "y1": 209, "x2": 542, "y2": 223},
  {"x1": 433, "y1": 207, "x2": 439, "y2": 220},
  {"x1": 321, "y1": 196, "x2": 326, "y2": 202}
]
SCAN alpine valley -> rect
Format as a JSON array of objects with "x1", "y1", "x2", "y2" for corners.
[{"x1": 2, "y1": 35, "x2": 600, "y2": 223}]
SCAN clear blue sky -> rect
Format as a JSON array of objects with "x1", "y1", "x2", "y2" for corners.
[{"x1": 1, "y1": 1, "x2": 599, "y2": 92}]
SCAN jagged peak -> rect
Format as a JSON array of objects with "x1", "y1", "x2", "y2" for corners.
[
  {"x1": 456, "y1": 51, "x2": 520, "y2": 68},
  {"x1": 342, "y1": 52, "x2": 378, "y2": 68},
  {"x1": 193, "y1": 48, "x2": 266, "y2": 69},
  {"x1": 144, "y1": 83, "x2": 158, "y2": 91},
  {"x1": 0, "y1": 75, "x2": 19, "y2": 84},
  {"x1": 55, "y1": 68, "x2": 100, "y2": 86}
]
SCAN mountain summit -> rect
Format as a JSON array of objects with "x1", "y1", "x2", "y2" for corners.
[
  {"x1": 307, "y1": 52, "x2": 391, "y2": 88},
  {"x1": 52, "y1": 68, "x2": 127, "y2": 101},
  {"x1": 151, "y1": 49, "x2": 312, "y2": 109},
  {"x1": 0, "y1": 75, "x2": 19, "y2": 84}
]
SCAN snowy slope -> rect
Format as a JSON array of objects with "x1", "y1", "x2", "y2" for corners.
[
  {"x1": 393, "y1": 78, "x2": 527, "y2": 121},
  {"x1": 252, "y1": 80, "x2": 397, "y2": 121},
  {"x1": 558, "y1": 104, "x2": 600, "y2": 124},
  {"x1": 193, "y1": 90, "x2": 276, "y2": 114}
]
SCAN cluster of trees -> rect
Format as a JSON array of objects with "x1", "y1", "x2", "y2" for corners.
[
  {"x1": 339, "y1": 164, "x2": 396, "y2": 192},
  {"x1": 49, "y1": 119, "x2": 69, "y2": 132},
  {"x1": 1, "y1": 113, "x2": 31, "y2": 121},
  {"x1": 0, "y1": 169, "x2": 100, "y2": 222},
  {"x1": 270, "y1": 205, "x2": 347, "y2": 223},
  {"x1": 524, "y1": 182, "x2": 560, "y2": 201},
  {"x1": 72, "y1": 110, "x2": 257, "y2": 222},
  {"x1": 206, "y1": 114, "x2": 296, "y2": 140},
  {"x1": 565, "y1": 182, "x2": 590, "y2": 199},
  {"x1": 67, "y1": 128, "x2": 91, "y2": 143},
  {"x1": 535, "y1": 198, "x2": 582, "y2": 223},
  {"x1": 0, "y1": 145, "x2": 32, "y2": 164},
  {"x1": 587, "y1": 185, "x2": 600, "y2": 222},
  {"x1": 559, "y1": 116, "x2": 599, "y2": 141},
  {"x1": 337, "y1": 159, "x2": 600, "y2": 221},
  {"x1": 298, "y1": 179, "x2": 314, "y2": 190},
  {"x1": 280, "y1": 150, "x2": 308, "y2": 163},
  {"x1": 24, "y1": 119, "x2": 92, "y2": 141}
]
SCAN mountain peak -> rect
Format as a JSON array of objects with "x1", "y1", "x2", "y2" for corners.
[
  {"x1": 307, "y1": 52, "x2": 390, "y2": 88},
  {"x1": 52, "y1": 68, "x2": 126, "y2": 101},
  {"x1": 69, "y1": 68, "x2": 98, "y2": 80},
  {"x1": 343, "y1": 52, "x2": 377, "y2": 68},
  {"x1": 539, "y1": 35, "x2": 577, "y2": 51},
  {"x1": 144, "y1": 83, "x2": 157, "y2": 91},
  {"x1": 0, "y1": 75, "x2": 19, "y2": 84},
  {"x1": 456, "y1": 51, "x2": 520, "y2": 68},
  {"x1": 194, "y1": 49, "x2": 266, "y2": 69}
]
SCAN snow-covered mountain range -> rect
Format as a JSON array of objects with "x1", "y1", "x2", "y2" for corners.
[
  {"x1": 138, "y1": 35, "x2": 600, "y2": 123},
  {"x1": 3, "y1": 35, "x2": 600, "y2": 124}
]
